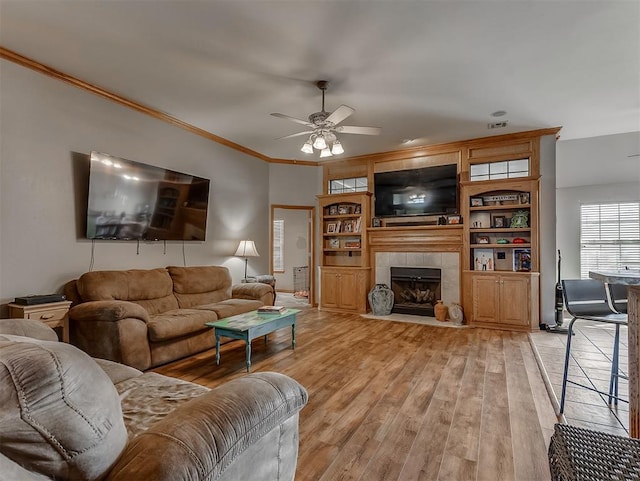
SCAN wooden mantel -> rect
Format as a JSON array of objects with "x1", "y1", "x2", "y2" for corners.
[
  {"x1": 367, "y1": 225, "x2": 464, "y2": 252},
  {"x1": 367, "y1": 225, "x2": 464, "y2": 291}
]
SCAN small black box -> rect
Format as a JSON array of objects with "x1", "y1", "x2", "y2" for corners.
[{"x1": 14, "y1": 294, "x2": 66, "y2": 305}]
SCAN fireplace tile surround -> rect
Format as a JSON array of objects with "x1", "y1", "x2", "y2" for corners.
[{"x1": 375, "y1": 252, "x2": 461, "y2": 307}]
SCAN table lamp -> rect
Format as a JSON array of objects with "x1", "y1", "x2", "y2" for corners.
[{"x1": 234, "y1": 240, "x2": 260, "y2": 280}]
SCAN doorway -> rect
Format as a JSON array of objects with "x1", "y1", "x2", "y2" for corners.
[{"x1": 270, "y1": 204, "x2": 315, "y2": 307}]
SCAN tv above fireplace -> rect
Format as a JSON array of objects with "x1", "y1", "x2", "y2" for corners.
[
  {"x1": 86, "y1": 151, "x2": 210, "y2": 241},
  {"x1": 374, "y1": 164, "x2": 458, "y2": 218}
]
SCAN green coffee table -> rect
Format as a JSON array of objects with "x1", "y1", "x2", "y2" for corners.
[{"x1": 206, "y1": 308, "x2": 299, "y2": 372}]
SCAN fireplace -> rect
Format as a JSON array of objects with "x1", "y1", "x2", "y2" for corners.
[{"x1": 390, "y1": 267, "x2": 442, "y2": 316}]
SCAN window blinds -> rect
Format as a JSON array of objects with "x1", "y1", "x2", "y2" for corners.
[
  {"x1": 580, "y1": 202, "x2": 640, "y2": 278},
  {"x1": 273, "y1": 219, "x2": 285, "y2": 272}
]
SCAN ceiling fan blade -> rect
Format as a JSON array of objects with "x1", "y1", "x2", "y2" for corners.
[
  {"x1": 270, "y1": 112, "x2": 314, "y2": 128},
  {"x1": 325, "y1": 105, "x2": 355, "y2": 126},
  {"x1": 336, "y1": 125, "x2": 382, "y2": 136},
  {"x1": 276, "y1": 130, "x2": 315, "y2": 140}
]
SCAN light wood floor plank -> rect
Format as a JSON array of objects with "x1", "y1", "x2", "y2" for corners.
[
  {"x1": 504, "y1": 334, "x2": 552, "y2": 481},
  {"x1": 152, "y1": 310, "x2": 557, "y2": 481},
  {"x1": 477, "y1": 334, "x2": 516, "y2": 481}
]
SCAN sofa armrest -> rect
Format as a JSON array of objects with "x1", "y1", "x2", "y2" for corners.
[
  {"x1": 232, "y1": 283, "x2": 274, "y2": 305},
  {"x1": 70, "y1": 300, "x2": 150, "y2": 323},
  {"x1": 105, "y1": 372, "x2": 308, "y2": 481},
  {"x1": 69, "y1": 301, "x2": 152, "y2": 371}
]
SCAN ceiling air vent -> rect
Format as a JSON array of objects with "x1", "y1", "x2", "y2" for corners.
[{"x1": 488, "y1": 120, "x2": 509, "y2": 129}]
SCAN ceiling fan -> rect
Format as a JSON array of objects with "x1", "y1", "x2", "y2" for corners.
[{"x1": 271, "y1": 80, "x2": 381, "y2": 158}]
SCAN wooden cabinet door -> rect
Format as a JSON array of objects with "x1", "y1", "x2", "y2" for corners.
[
  {"x1": 471, "y1": 275, "x2": 500, "y2": 323},
  {"x1": 338, "y1": 270, "x2": 358, "y2": 310},
  {"x1": 320, "y1": 270, "x2": 339, "y2": 309},
  {"x1": 499, "y1": 276, "x2": 531, "y2": 327}
]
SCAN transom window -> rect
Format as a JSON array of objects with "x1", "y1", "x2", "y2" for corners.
[
  {"x1": 580, "y1": 202, "x2": 640, "y2": 278},
  {"x1": 470, "y1": 159, "x2": 529, "y2": 181},
  {"x1": 328, "y1": 176, "x2": 368, "y2": 194}
]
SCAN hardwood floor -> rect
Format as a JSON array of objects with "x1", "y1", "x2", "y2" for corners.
[{"x1": 153, "y1": 309, "x2": 557, "y2": 481}]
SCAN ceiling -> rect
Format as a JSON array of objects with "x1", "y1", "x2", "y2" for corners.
[{"x1": 1, "y1": 1, "x2": 638, "y2": 162}]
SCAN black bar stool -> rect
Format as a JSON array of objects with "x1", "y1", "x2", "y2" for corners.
[{"x1": 559, "y1": 279, "x2": 628, "y2": 414}]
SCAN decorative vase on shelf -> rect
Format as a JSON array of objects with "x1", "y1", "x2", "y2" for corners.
[
  {"x1": 368, "y1": 284, "x2": 394, "y2": 316},
  {"x1": 449, "y1": 303, "x2": 464, "y2": 325},
  {"x1": 434, "y1": 300, "x2": 448, "y2": 322}
]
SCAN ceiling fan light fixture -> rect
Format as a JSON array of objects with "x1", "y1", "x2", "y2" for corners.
[
  {"x1": 313, "y1": 135, "x2": 327, "y2": 150},
  {"x1": 331, "y1": 140, "x2": 344, "y2": 155},
  {"x1": 301, "y1": 140, "x2": 314, "y2": 154},
  {"x1": 319, "y1": 147, "x2": 333, "y2": 158}
]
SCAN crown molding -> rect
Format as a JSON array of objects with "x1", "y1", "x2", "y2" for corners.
[
  {"x1": 1, "y1": 46, "x2": 560, "y2": 168},
  {"x1": 0, "y1": 46, "x2": 274, "y2": 162},
  {"x1": 331, "y1": 127, "x2": 562, "y2": 165}
]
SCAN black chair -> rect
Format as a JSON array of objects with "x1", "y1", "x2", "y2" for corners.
[
  {"x1": 608, "y1": 282, "x2": 629, "y2": 314},
  {"x1": 559, "y1": 279, "x2": 628, "y2": 415}
]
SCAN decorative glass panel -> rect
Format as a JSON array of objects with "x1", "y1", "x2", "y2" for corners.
[
  {"x1": 328, "y1": 176, "x2": 368, "y2": 194},
  {"x1": 470, "y1": 158, "x2": 530, "y2": 181}
]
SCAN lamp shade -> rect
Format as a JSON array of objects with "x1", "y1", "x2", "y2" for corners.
[
  {"x1": 234, "y1": 240, "x2": 260, "y2": 257},
  {"x1": 331, "y1": 140, "x2": 344, "y2": 155},
  {"x1": 300, "y1": 140, "x2": 314, "y2": 154},
  {"x1": 319, "y1": 147, "x2": 333, "y2": 158},
  {"x1": 313, "y1": 135, "x2": 327, "y2": 150}
]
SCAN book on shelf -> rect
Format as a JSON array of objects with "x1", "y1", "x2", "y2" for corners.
[
  {"x1": 257, "y1": 305, "x2": 287, "y2": 314},
  {"x1": 344, "y1": 238, "x2": 361, "y2": 248},
  {"x1": 473, "y1": 248, "x2": 494, "y2": 271},
  {"x1": 513, "y1": 249, "x2": 531, "y2": 272}
]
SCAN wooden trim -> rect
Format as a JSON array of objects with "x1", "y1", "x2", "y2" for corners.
[
  {"x1": 0, "y1": 46, "x2": 274, "y2": 162},
  {"x1": 266, "y1": 157, "x2": 319, "y2": 167},
  {"x1": 372, "y1": 151, "x2": 461, "y2": 174},
  {"x1": 337, "y1": 127, "x2": 561, "y2": 164}
]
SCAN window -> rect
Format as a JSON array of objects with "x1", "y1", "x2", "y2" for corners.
[
  {"x1": 328, "y1": 176, "x2": 368, "y2": 194},
  {"x1": 470, "y1": 158, "x2": 529, "y2": 181},
  {"x1": 580, "y1": 202, "x2": 640, "y2": 278},
  {"x1": 273, "y1": 219, "x2": 284, "y2": 272}
]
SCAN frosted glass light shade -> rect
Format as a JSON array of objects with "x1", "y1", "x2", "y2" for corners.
[
  {"x1": 319, "y1": 148, "x2": 333, "y2": 158},
  {"x1": 313, "y1": 135, "x2": 327, "y2": 150},
  {"x1": 331, "y1": 140, "x2": 344, "y2": 155},
  {"x1": 300, "y1": 140, "x2": 314, "y2": 154}
]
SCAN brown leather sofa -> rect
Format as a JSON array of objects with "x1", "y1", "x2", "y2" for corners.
[
  {"x1": 65, "y1": 265, "x2": 274, "y2": 370},
  {"x1": 0, "y1": 319, "x2": 308, "y2": 481}
]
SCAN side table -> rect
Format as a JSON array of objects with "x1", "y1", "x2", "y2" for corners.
[{"x1": 8, "y1": 301, "x2": 72, "y2": 343}]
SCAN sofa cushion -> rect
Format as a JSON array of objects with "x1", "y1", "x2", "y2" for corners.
[
  {"x1": 147, "y1": 308, "x2": 218, "y2": 342},
  {"x1": 168, "y1": 265, "x2": 233, "y2": 308},
  {"x1": 0, "y1": 334, "x2": 127, "y2": 480},
  {"x1": 77, "y1": 268, "x2": 179, "y2": 315}
]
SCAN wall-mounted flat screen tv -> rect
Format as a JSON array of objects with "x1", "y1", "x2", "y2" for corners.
[
  {"x1": 86, "y1": 151, "x2": 210, "y2": 241},
  {"x1": 374, "y1": 164, "x2": 458, "y2": 217}
]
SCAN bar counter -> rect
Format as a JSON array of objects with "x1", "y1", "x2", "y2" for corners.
[{"x1": 589, "y1": 269, "x2": 640, "y2": 438}]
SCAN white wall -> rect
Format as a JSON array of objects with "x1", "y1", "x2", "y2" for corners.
[
  {"x1": 268, "y1": 162, "x2": 322, "y2": 298},
  {"x1": 556, "y1": 132, "x2": 640, "y2": 279},
  {"x1": 0, "y1": 61, "x2": 272, "y2": 308}
]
